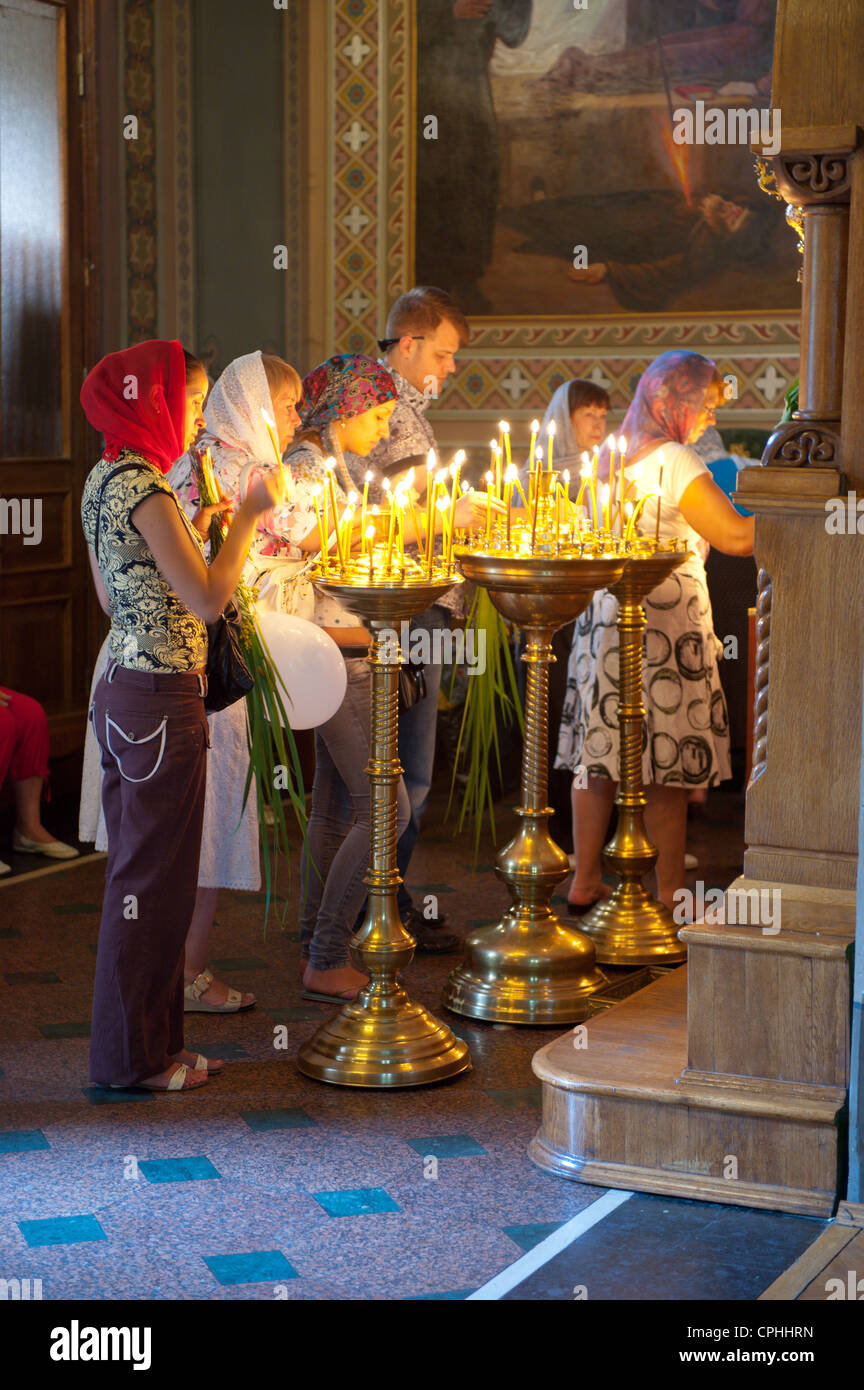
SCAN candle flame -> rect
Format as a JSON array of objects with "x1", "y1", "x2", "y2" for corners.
[
  {"x1": 436, "y1": 494, "x2": 449, "y2": 512},
  {"x1": 364, "y1": 470, "x2": 373, "y2": 483},
  {"x1": 580, "y1": 463, "x2": 591, "y2": 478},
  {"x1": 505, "y1": 463, "x2": 517, "y2": 482},
  {"x1": 601, "y1": 483, "x2": 610, "y2": 504},
  {"x1": 427, "y1": 449, "x2": 437, "y2": 469},
  {"x1": 547, "y1": 420, "x2": 557, "y2": 437},
  {"x1": 348, "y1": 491, "x2": 359, "y2": 505},
  {"x1": 581, "y1": 452, "x2": 591, "y2": 467},
  {"x1": 382, "y1": 477, "x2": 391, "y2": 492},
  {"x1": 365, "y1": 525, "x2": 375, "y2": 539},
  {"x1": 405, "y1": 468, "x2": 415, "y2": 488},
  {"x1": 325, "y1": 458, "x2": 335, "y2": 472},
  {"x1": 618, "y1": 435, "x2": 627, "y2": 453},
  {"x1": 453, "y1": 449, "x2": 467, "y2": 466},
  {"x1": 448, "y1": 462, "x2": 458, "y2": 478},
  {"x1": 531, "y1": 419, "x2": 540, "y2": 432},
  {"x1": 562, "y1": 469, "x2": 570, "y2": 483},
  {"x1": 261, "y1": 407, "x2": 275, "y2": 428},
  {"x1": 499, "y1": 420, "x2": 510, "y2": 434},
  {"x1": 485, "y1": 470, "x2": 494, "y2": 484}
]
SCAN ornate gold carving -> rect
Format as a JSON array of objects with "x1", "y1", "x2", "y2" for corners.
[{"x1": 754, "y1": 156, "x2": 804, "y2": 281}]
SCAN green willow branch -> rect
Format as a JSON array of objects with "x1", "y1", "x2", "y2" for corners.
[
  {"x1": 193, "y1": 449, "x2": 307, "y2": 930},
  {"x1": 446, "y1": 586, "x2": 524, "y2": 858}
]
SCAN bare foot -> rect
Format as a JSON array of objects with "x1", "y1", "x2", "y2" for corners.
[
  {"x1": 184, "y1": 972, "x2": 255, "y2": 1009},
  {"x1": 567, "y1": 878, "x2": 612, "y2": 908},
  {"x1": 303, "y1": 965, "x2": 369, "y2": 999}
]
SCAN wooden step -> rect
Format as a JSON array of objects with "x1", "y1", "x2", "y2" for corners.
[{"x1": 529, "y1": 970, "x2": 844, "y2": 1216}]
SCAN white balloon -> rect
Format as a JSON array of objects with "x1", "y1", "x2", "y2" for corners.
[{"x1": 255, "y1": 611, "x2": 347, "y2": 729}]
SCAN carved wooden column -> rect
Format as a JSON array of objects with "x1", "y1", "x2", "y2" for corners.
[{"x1": 529, "y1": 1, "x2": 864, "y2": 1217}]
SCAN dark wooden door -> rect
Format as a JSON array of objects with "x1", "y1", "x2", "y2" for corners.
[{"x1": 0, "y1": 0, "x2": 102, "y2": 756}]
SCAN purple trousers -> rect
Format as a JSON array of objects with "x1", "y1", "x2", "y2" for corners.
[{"x1": 89, "y1": 664, "x2": 209, "y2": 1086}]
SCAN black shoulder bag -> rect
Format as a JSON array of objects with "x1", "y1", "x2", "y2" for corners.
[{"x1": 93, "y1": 463, "x2": 253, "y2": 713}]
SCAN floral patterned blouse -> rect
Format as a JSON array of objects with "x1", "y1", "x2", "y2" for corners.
[
  {"x1": 281, "y1": 439, "x2": 361, "y2": 631},
  {"x1": 81, "y1": 450, "x2": 208, "y2": 672}
]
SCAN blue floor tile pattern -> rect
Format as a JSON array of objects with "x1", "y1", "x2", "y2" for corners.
[
  {"x1": 0, "y1": 780, "x2": 765, "y2": 1301},
  {"x1": 19, "y1": 1214, "x2": 107, "y2": 1247},
  {"x1": 204, "y1": 1250, "x2": 298, "y2": 1285},
  {"x1": 0, "y1": 1129, "x2": 50, "y2": 1153}
]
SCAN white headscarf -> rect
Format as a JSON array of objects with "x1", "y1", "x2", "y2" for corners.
[
  {"x1": 202, "y1": 350, "x2": 278, "y2": 462},
  {"x1": 540, "y1": 382, "x2": 583, "y2": 472},
  {"x1": 168, "y1": 349, "x2": 280, "y2": 497}
]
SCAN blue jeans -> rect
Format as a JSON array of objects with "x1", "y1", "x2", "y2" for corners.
[
  {"x1": 300, "y1": 657, "x2": 410, "y2": 970},
  {"x1": 395, "y1": 605, "x2": 448, "y2": 915}
]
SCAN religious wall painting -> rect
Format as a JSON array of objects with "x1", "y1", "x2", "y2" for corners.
[{"x1": 413, "y1": 0, "x2": 799, "y2": 320}]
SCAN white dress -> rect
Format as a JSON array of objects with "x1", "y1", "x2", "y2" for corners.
[{"x1": 555, "y1": 442, "x2": 732, "y2": 789}]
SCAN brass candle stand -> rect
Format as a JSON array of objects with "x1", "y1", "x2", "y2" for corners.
[
  {"x1": 296, "y1": 562, "x2": 471, "y2": 1088},
  {"x1": 579, "y1": 544, "x2": 690, "y2": 964},
  {"x1": 442, "y1": 543, "x2": 628, "y2": 1025}
]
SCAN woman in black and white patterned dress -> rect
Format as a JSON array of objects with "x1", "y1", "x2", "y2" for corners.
[{"x1": 556, "y1": 351, "x2": 755, "y2": 913}]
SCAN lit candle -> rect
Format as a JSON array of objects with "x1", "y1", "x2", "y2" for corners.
[
  {"x1": 425, "y1": 473, "x2": 439, "y2": 573},
  {"x1": 261, "y1": 407, "x2": 284, "y2": 475},
  {"x1": 601, "y1": 482, "x2": 611, "y2": 532},
  {"x1": 339, "y1": 506, "x2": 354, "y2": 570},
  {"x1": 484, "y1": 470, "x2": 494, "y2": 547},
  {"x1": 576, "y1": 461, "x2": 591, "y2": 515},
  {"x1": 618, "y1": 435, "x2": 627, "y2": 538},
  {"x1": 555, "y1": 483, "x2": 561, "y2": 551},
  {"x1": 325, "y1": 460, "x2": 340, "y2": 559},
  {"x1": 624, "y1": 495, "x2": 653, "y2": 542},
  {"x1": 361, "y1": 470, "x2": 372, "y2": 540},
  {"x1": 425, "y1": 449, "x2": 436, "y2": 553},
  {"x1": 504, "y1": 463, "x2": 516, "y2": 548},
  {"x1": 529, "y1": 418, "x2": 539, "y2": 474},
  {"x1": 655, "y1": 464, "x2": 664, "y2": 546},
  {"x1": 437, "y1": 493, "x2": 450, "y2": 565},
  {"x1": 592, "y1": 447, "x2": 599, "y2": 531},
  {"x1": 385, "y1": 491, "x2": 398, "y2": 573},
  {"x1": 547, "y1": 419, "x2": 556, "y2": 475},
  {"x1": 312, "y1": 484, "x2": 328, "y2": 567},
  {"x1": 490, "y1": 440, "x2": 503, "y2": 500},
  {"x1": 446, "y1": 452, "x2": 464, "y2": 561},
  {"x1": 366, "y1": 526, "x2": 376, "y2": 579},
  {"x1": 530, "y1": 455, "x2": 542, "y2": 553},
  {"x1": 499, "y1": 420, "x2": 512, "y2": 471}
]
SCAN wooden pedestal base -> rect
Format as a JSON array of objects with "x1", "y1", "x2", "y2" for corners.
[{"x1": 530, "y1": 967, "x2": 846, "y2": 1217}]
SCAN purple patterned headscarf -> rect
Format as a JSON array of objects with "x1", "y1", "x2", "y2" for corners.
[
  {"x1": 597, "y1": 350, "x2": 718, "y2": 479},
  {"x1": 299, "y1": 354, "x2": 398, "y2": 438}
]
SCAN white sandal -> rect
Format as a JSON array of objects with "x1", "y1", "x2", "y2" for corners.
[
  {"x1": 108, "y1": 1063, "x2": 207, "y2": 1092},
  {"x1": 183, "y1": 967, "x2": 253, "y2": 1014}
]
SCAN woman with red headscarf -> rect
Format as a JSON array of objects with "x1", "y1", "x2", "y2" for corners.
[
  {"x1": 556, "y1": 350, "x2": 754, "y2": 916},
  {"x1": 80, "y1": 340, "x2": 283, "y2": 1091}
]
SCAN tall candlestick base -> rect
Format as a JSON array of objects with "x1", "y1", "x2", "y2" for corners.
[
  {"x1": 297, "y1": 576, "x2": 470, "y2": 1087},
  {"x1": 580, "y1": 549, "x2": 689, "y2": 964},
  {"x1": 442, "y1": 552, "x2": 627, "y2": 1024}
]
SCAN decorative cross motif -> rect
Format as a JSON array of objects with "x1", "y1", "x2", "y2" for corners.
[
  {"x1": 499, "y1": 366, "x2": 531, "y2": 403},
  {"x1": 342, "y1": 205, "x2": 371, "y2": 237},
  {"x1": 343, "y1": 120, "x2": 371, "y2": 154},
  {"x1": 587, "y1": 365, "x2": 612, "y2": 390},
  {"x1": 756, "y1": 364, "x2": 786, "y2": 403},
  {"x1": 343, "y1": 287, "x2": 372, "y2": 318},
  {"x1": 343, "y1": 34, "x2": 372, "y2": 68}
]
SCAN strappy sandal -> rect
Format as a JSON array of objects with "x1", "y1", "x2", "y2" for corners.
[
  {"x1": 108, "y1": 1063, "x2": 208, "y2": 1092},
  {"x1": 184, "y1": 968, "x2": 255, "y2": 1014},
  {"x1": 172, "y1": 1051, "x2": 225, "y2": 1075}
]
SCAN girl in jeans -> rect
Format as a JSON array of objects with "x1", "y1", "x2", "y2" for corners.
[{"x1": 80, "y1": 340, "x2": 282, "y2": 1090}]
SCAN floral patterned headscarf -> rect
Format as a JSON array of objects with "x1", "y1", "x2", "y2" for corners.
[
  {"x1": 299, "y1": 354, "x2": 398, "y2": 440},
  {"x1": 606, "y1": 350, "x2": 719, "y2": 476}
]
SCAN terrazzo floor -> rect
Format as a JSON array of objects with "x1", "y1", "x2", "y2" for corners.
[{"x1": 0, "y1": 778, "x2": 773, "y2": 1302}]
